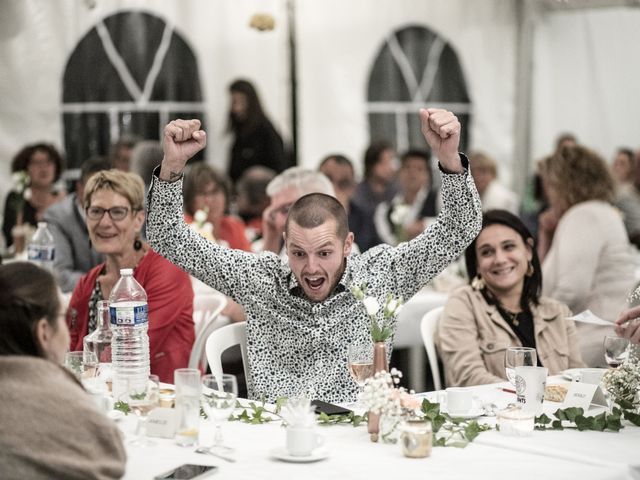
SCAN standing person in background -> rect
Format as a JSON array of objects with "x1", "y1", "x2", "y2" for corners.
[
  {"x1": 351, "y1": 141, "x2": 398, "y2": 251},
  {"x1": 613, "y1": 147, "x2": 640, "y2": 247},
  {"x1": 3, "y1": 143, "x2": 66, "y2": 251},
  {"x1": 468, "y1": 151, "x2": 520, "y2": 215},
  {"x1": 538, "y1": 145, "x2": 635, "y2": 366},
  {"x1": 44, "y1": 157, "x2": 111, "y2": 293},
  {"x1": 227, "y1": 79, "x2": 286, "y2": 183},
  {"x1": 318, "y1": 154, "x2": 357, "y2": 212}
]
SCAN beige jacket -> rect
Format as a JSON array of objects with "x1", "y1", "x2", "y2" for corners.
[
  {"x1": 0, "y1": 356, "x2": 126, "y2": 480},
  {"x1": 436, "y1": 286, "x2": 586, "y2": 387}
]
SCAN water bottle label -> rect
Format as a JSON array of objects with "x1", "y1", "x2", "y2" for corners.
[
  {"x1": 110, "y1": 304, "x2": 148, "y2": 326},
  {"x1": 27, "y1": 245, "x2": 55, "y2": 261}
]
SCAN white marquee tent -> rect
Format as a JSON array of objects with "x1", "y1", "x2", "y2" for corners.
[{"x1": 1, "y1": 0, "x2": 639, "y2": 202}]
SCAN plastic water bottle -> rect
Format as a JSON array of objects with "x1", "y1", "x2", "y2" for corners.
[
  {"x1": 27, "y1": 222, "x2": 55, "y2": 271},
  {"x1": 109, "y1": 268, "x2": 150, "y2": 401}
]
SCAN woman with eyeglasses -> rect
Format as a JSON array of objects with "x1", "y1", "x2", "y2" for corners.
[
  {"x1": 0, "y1": 262, "x2": 125, "y2": 479},
  {"x1": 67, "y1": 170, "x2": 194, "y2": 383}
]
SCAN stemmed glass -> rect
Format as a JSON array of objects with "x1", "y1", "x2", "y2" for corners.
[
  {"x1": 603, "y1": 336, "x2": 630, "y2": 368},
  {"x1": 202, "y1": 374, "x2": 238, "y2": 453},
  {"x1": 127, "y1": 375, "x2": 160, "y2": 446},
  {"x1": 504, "y1": 347, "x2": 537, "y2": 385},
  {"x1": 348, "y1": 343, "x2": 374, "y2": 394}
]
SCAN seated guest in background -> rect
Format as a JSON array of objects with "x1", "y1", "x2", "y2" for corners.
[
  {"x1": 44, "y1": 156, "x2": 111, "y2": 293},
  {"x1": 374, "y1": 149, "x2": 440, "y2": 246},
  {"x1": 614, "y1": 147, "x2": 640, "y2": 248},
  {"x1": 259, "y1": 166, "x2": 334, "y2": 255},
  {"x1": 468, "y1": 151, "x2": 520, "y2": 215},
  {"x1": 67, "y1": 170, "x2": 194, "y2": 383},
  {"x1": 235, "y1": 165, "x2": 276, "y2": 242},
  {"x1": 183, "y1": 163, "x2": 251, "y2": 251},
  {"x1": 109, "y1": 135, "x2": 137, "y2": 172},
  {"x1": 437, "y1": 210, "x2": 585, "y2": 387},
  {"x1": 351, "y1": 141, "x2": 398, "y2": 251},
  {"x1": 147, "y1": 109, "x2": 482, "y2": 402},
  {"x1": 0, "y1": 262, "x2": 125, "y2": 479},
  {"x1": 130, "y1": 140, "x2": 163, "y2": 191},
  {"x1": 538, "y1": 146, "x2": 635, "y2": 366},
  {"x1": 3, "y1": 142, "x2": 66, "y2": 251},
  {"x1": 318, "y1": 154, "x2": 357, "y2": 212},
  {"x1": 611, "y1": 147, "x2": 635, "y2": 187}
]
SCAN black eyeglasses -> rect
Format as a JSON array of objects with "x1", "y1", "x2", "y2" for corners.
[{"x1": 85, "y1": 206, "x2": 133, "y2": 221}]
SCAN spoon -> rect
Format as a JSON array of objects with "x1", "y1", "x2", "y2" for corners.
[{"x1": 195, "y1": 447, "x2": 236, "y2": 463}]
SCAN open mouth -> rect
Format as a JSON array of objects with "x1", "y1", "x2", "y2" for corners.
[{"x1": 304, "y1": 276, "x2": 326, "y2": 292}]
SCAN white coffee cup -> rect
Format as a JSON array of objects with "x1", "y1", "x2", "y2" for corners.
[
  {"x1": 286, "y1": 426, "x2": 324, "y2": 457},
  {"x1": 515, "y1": 366, "x2": 548, "y2": 415},
  {"x1": 445, "y1": 387, "x2": 473, "y2": 414},
  {"x1": 579, "y1": 368, "x2": 605, "y2": 385}
]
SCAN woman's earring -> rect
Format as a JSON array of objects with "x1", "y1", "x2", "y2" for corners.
[
  {"x1": 133, "y1": 238, "x2": 142, "y2": 251},
  {"x1": 526, "y1": 261, "x2": 534, "y2": 277},
  {"x1": 471, "y1": 274, "x2": 485, "y2": 290}
]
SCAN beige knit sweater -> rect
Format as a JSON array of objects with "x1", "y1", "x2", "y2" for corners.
[{"x1": 0, "y1": 356, "x2": 126, "y2": 480}]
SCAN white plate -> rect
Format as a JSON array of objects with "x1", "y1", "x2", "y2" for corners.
[
  {"x1": 561, "y1": 368, "x2": 607, "y2": 382},
  {"x1": 270, "y1": 447, "x2": 329, "y2": 463},
  {"x1": 441, "y1": 406, "x2": 484, "y2": 419}
]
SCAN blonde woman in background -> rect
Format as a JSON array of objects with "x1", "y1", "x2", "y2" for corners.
[{"x1": 538, "y1": 146, "x2": 635, "y2": 366}]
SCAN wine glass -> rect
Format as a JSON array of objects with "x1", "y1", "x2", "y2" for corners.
[
  {"x1": 348, "y1": 343, "x2": 374, "y2": 392},
  {"x1": 504, "y1": 347, "x2": 537, "y2": 385},
  {"x1": 603, "y1": 336, "x2": 630, "y2": 368},
  {"x1": 64, "y1": 351, "x2": 98, "y2": 380},
  {"x1": 127, "y1": 375, "x2": 160, "y2": 446},
  {"x1": 202, "y1": 374, "x2": 238, "y2": 453}
]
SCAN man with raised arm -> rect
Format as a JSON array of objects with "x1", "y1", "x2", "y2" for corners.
[{"x1": 146, "y1": 109, "x2": 482, "y2": 402}]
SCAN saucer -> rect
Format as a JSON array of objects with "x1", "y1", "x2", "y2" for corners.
[
  {"x1": 442, "y1": 406, "x2": 484, "y2": 419},
  {"x1": 270, "y1": 447, "x2": 329, "y2": 463}
]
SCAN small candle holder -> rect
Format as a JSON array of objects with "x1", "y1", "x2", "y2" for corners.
[
  {"x1": 496, "y1": 404, "x2": 534, "y2": 437},
  {"x1": 400, "y1": 418, "x2": 432, "y2": 458}
]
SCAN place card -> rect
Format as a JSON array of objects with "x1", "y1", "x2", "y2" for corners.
[
  {"x1": 146, "y1": 407, "x2": 178, "y2": 438},
  {"x1": 561, "y1": 382, "x2": 607, "y2": 410}
]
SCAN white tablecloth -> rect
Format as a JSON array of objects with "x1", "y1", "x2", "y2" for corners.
[{"x1": 122, "y1": 380, "x2": 640, "y2": 480}]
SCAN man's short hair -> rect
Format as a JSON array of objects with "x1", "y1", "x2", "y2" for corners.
[
  {"x1": 266, "y1": 167, "x2": 335, "y2": 197},
  {"x1": 285, "y1": 193, "x2": 348, "y2": 240}
]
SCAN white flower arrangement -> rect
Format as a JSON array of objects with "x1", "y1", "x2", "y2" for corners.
[
  {"x1": 359, "y1": 369, "x2": 420, "y2": 417},
  {"x1": 389, "y1": 203, "x2": 411, "y2": 244},
  {"x1": 603, "y1": 350, "x2": 640, "y2": 410},
  {"x1": 352, "y1": 283, "x2": 403, "y2": 342}
]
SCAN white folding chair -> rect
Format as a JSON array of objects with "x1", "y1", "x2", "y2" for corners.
[
  {"x1": 205, "y1": 322, "x2": 249, "y2": 392},
  {"x1": 189, "y1": 291, "x2": 228, "y2": 370},
  {"x1": 420, "y1": 306, "x2": 444, "y2": 391}
]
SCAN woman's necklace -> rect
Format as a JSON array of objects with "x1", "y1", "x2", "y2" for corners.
[{"x1": 500, "y1": 306, "x2": 521, "y2": 327}]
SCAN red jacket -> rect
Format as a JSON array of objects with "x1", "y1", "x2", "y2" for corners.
[{"x1": 67, "y1": 249, "x2": 194, "y2": 383}]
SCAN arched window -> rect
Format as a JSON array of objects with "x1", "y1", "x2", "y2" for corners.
[
  {"x1": 62, "y1": 11, "x2": 205, "y2": 168},
  {"x1": 367, "y1": 25, "x2": 471, "y2": 154}
]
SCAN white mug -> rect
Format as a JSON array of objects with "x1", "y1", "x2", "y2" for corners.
[
  {"x1": 579, "y1": 368, "x2": 605, "y2": 385},
  {"x1": 515, "y1": 366, "x2": 548, "y2": 415},
  {"x1": 286, "y1": 426, "x2": 324, "y2": 457},
  {"x1": 445, "y1": 387, "x2": 473, "y2": 414}
]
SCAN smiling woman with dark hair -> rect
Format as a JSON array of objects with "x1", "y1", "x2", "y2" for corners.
[
  {"x1": 436, "y1": 209, "x2": 585, "y2": 387},
  {"x1": 0, "y1": 262, "x2": 125, "y2": 479}
]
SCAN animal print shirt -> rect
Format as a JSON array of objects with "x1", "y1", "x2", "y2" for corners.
[{"x1": 146, "y1": 159, "x2": 482, "y2": 402}]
